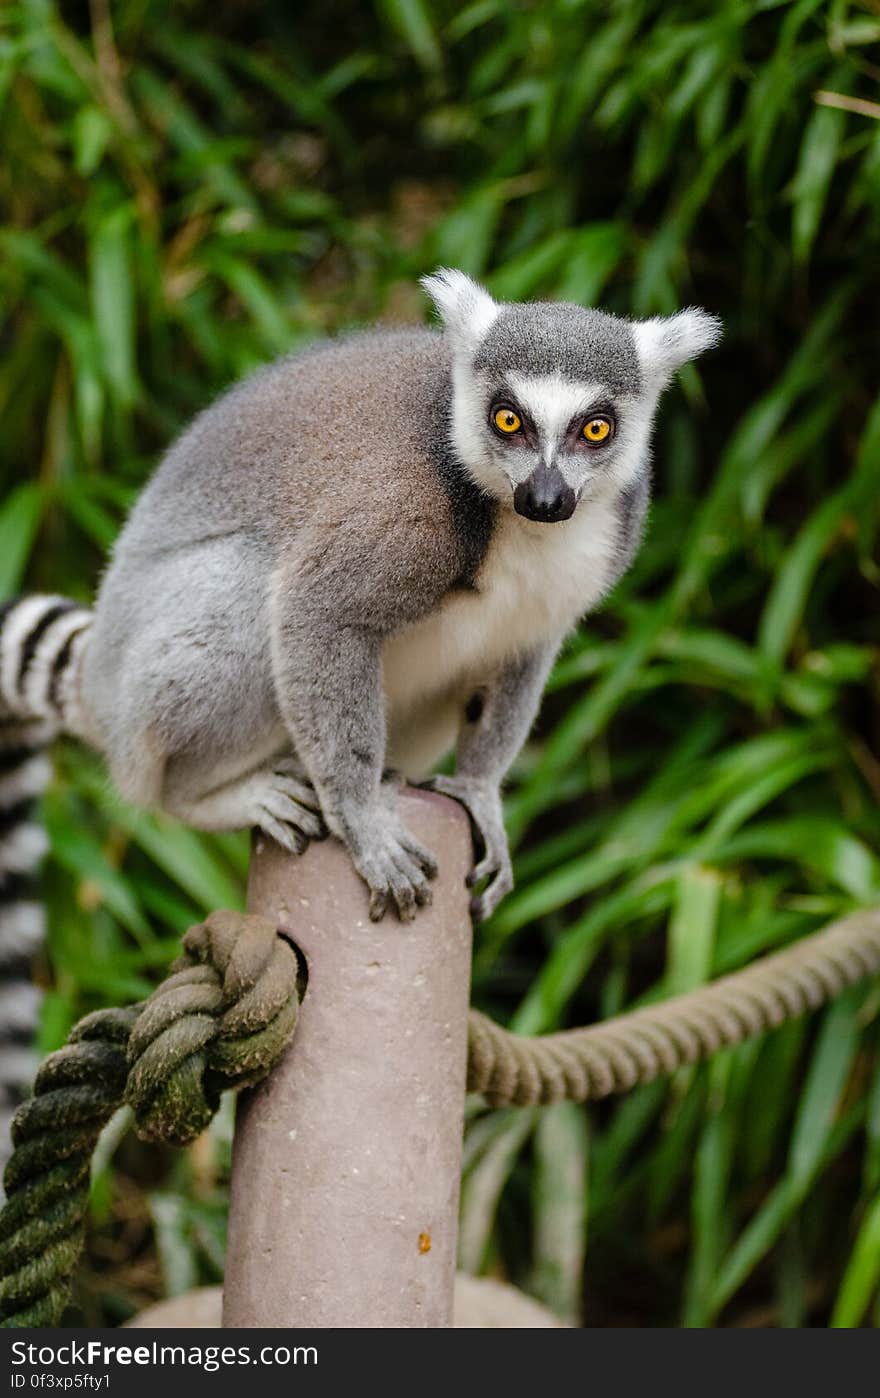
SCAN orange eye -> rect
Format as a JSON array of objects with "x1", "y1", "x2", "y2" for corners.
[
  {"x1": 583, "y1": 416, "x2": 613, "y2": 444},
  {"x1": 494, "y1": 407, "x2": 522, "y2": 434}
]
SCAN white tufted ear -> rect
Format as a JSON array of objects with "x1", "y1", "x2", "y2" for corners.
[
  {"x1": 632, "y1": 309, "x2": 722, "y2": 388},
  {"x1": 420, "y1": 268, "x2": 499, "y2": 352}
]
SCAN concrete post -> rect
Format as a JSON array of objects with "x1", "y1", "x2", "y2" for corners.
[{"x1": 222, "y1": 789, "x2": 473, "y2": 1328}]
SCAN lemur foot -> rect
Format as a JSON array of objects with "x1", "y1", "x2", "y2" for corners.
[
  {"x1": 252, "y1": 766, "x2": 327, "y2": 856},
  {"x1": 421, "y1": 775, "x2": 512, "y2": 921},
  {"x1": 337, "y1": 795, "x2": 438, "y2": 923}
]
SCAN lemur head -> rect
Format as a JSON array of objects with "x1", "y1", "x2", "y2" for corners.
[{"x1": 422, "y1": 268, "x2": 720, "y2": 524}]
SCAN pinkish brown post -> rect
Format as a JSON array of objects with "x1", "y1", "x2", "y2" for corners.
[{"x1": 223, "y1": 789, "x2": 473, "y2": 1328}]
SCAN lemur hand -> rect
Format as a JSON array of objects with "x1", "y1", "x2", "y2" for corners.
[
  {"x1": 421, "y1": 775, "x2": 512, "y2": 921},
  {"x1": 249, "y1": 760, "x2": 328, "y2": 855},
  {"x1": 333, "y1": 781, "x2": 438, "y2": 923}
]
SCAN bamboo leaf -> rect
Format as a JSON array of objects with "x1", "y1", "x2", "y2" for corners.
[
  {"x1": 531, "y1": 1103, "x2": 589, "y2": 1325},
  {"x1": 830, "y1": 1195, "x2": 880, "y2": 1327},
  {"x1": 0, "y1": 485, "x2": 46, "y2": 598},
  {"x1": 792, "y1": 103, "x2": 845, "y2": 263}
]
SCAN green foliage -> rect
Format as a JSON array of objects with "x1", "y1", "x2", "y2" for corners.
[{"x1": 1, "y1": 0, "x2": 879, "y2": 1327}]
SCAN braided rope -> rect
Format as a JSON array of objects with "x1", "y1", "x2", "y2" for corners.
[
  {"x1": 0, "y1": 911, "x2": 299, "y2": 1327},
  {"x1": 1, "y1": 904, "x2": 879, "y2": 1326},
  {"x1": 467, "y1": 908, "x2": 880, "y2": 1105},
  {"x1": 0, "y1": 1007, "x2": 135, "y2": 1326}
]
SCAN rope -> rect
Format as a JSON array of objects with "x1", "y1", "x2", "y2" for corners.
[
  {"x1": 0, "y1": 910, "x2": 299, "y2": 1327},
  {"x1": 467, "y1": 908, "x2": 880, "y2": 1105},
  {"x1": 1, "y1": 903, "x2": 879, "y2": 1325}
]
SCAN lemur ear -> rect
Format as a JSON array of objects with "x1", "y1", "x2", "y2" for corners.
[
  {"x1": 421, "y1": 268, "x2": 499, "y2": 351},
  {"x1": 633, "y1": 309, "x2": 722, "y2": 388}
]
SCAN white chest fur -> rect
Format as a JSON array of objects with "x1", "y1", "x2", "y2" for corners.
[{"x1": 383, "y1": 495, "x2": 620, "y2": 717}]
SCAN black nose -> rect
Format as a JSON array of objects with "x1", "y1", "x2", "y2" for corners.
[{"x1": 513, "y1": 465, "x2": 576, "y2": 523}]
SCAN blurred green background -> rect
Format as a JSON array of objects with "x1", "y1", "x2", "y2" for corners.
[{"x1": 2, "y1": 0, "x2": 880, "y2": 1327}]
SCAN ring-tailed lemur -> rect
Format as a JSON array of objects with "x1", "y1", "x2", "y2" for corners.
[{"x1": 0, "y1": 270, "x2": 720, "y2": 1163}]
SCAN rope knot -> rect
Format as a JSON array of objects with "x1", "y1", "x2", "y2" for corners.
[
  {"x1": 125, "y1": 911, "x2": 300, "y2": 1146},
  {"x1": 0, "y1": 911, "x2": 301, "y2": 1326}
]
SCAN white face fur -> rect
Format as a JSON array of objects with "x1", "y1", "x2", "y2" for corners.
[{"x1": 422, "y1": 268, "x2": 721, "y2": 524}]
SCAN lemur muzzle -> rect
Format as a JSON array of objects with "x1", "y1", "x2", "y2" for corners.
[{"x1": 513, "y1": 464, "x2": 576, "y2": 523}]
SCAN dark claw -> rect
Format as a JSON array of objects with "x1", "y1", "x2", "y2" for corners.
[{"x1": 369, "y1": 890, "x2": 389, "y2": 922}]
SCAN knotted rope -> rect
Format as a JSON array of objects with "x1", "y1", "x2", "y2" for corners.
[
  {"x1": 0, "y1": 910, "x2": 299, "y2": 1327},
  {"x1": 1, "y1": 904, "x2": 879, "y2": 1326}
]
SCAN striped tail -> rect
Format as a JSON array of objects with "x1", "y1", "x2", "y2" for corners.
[{"x1": 0, "y1": 596, "x2": 92, "y2": 1189}]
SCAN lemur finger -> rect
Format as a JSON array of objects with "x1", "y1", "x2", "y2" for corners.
[
  {"x1": 257, "y1": 811, "x2": 307, "y2": 857},
  {"x1": 368, "y1": 888, "x2": 389, "y2": 922},
  {"x1": 398, "y1": 833, "x2": 439, "y2": 879},
  {"x1": 468, "y1": 851, "x2": 505, "y2": 888},
  {"x1": 465, "y1": 861, "x2": 495, "y2": 889},
  {"x1": 388, "y1": 851, "x2": 433, "y2": 909},
  {"x1": 352, "y1": 850, "x2": 386, "y2": 911},
  {"x1": 389, "y1": 880, "x2": 418, "y2": 922},
  {"x1": 471, "y1": 866, "x2": 513, "y2": 921},
  {"x1": 364, "y1": 863, "x2": 426, "y2": 923},
  {"x1": 471, "y1": 885, "x2": 504, "y2": 921},
  {"x1": 260, "y1": 789, "x2": 326, "y2": 840},
  {"x1": 271, "y1": 769, "x2": 324, "y2": 815}
]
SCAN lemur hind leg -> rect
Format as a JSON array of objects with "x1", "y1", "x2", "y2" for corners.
[{"x1": 161, "y1": 751, "x2": 327, "y2": 856}]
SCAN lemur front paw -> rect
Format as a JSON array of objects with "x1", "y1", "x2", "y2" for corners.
[
  {"x1": 340, "y1": 802, "x2": 438, "y2": 923},
  {"x1": 421, "y1": 775, "x2": 512, "y2": 921},
  {"x1": 253, "y1": 765, "x2": 328, "y2": 856}
]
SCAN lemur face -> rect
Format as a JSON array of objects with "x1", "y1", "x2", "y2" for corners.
[{"x1": 422, "y1": 269, "x2": 720, "y2": 524}]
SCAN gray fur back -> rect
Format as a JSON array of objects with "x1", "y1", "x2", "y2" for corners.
[{"x1": 81, "y1": 327, "x2": 481, "y2": 798}]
